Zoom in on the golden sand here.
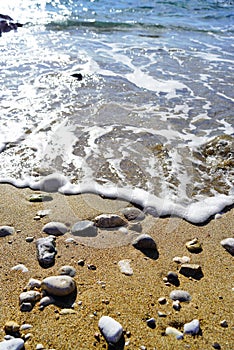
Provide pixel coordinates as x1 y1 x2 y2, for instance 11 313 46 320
0 184 233 349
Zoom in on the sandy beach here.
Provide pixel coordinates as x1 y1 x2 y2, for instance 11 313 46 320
0 183 233 350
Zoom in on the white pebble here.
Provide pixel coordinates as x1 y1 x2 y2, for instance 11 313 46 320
0 338 24 349
41 275 76 296
11 264 28 273
27 278 41 289
165 326 183 340
184 319 200 335
173 256 190 264
98 316 123 344
118 260 133 276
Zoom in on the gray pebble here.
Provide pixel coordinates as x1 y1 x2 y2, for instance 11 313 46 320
20 302 33 312
167 271 179 286
41 275 76 296
170 290 191 302
94 214 127 228
0 338 24 350
27 278 41 289
98 316 123 344
42 222 68 236
132 234 157 250
29 194 53 202
146 318 156 329
158 297 167 305
39 296 55 309
0 226 14 237
121 207 145 221
220 238 234 255
25 236 34 243
184 319 200 335
71 221 97 237
36 236 57 268
58 265 76 277
19 291 41 304
20 324 33 331
179 264 203 279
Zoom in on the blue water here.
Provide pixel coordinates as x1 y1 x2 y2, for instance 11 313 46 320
0 0 233 223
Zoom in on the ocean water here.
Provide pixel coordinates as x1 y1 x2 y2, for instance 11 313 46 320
0 0 233 223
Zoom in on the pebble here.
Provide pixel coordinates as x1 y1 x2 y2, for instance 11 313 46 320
132 234 157 250
128 222 142 233
87 264 96 270
64 237 76 244
29 194 53 202
27 278 41 289
36 236 57 268
220 238 234 255
41 275 76 296
212 342 221 349
39 296 55 308
173 256 190 264
38 173 68 192
11 264 28 273
42 222 68 236
172 300 181 311
167 271 179 286
121 207 145 221
20 324 33 331
25 236 34 243
94 214 127 228
118 259 133 276
0 226 14 237
146 318 156 329
77 259 85 266
220 319 228 328
19 291 41 304
186 237 202 253
179 264 203 279
169 290 192 302
0 338 24 350
184 319 200 335
98 316 123 344
4 321 20 334
158 297 167 305
58 265 76 277
71 221 97 237
20 302 33 312
36 344 45 350
37 209 51 217
157 311 167 317
59 309 76 315
165 326 183 340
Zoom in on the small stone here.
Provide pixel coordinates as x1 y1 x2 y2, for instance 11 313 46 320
146 318 156 329
0 338 24 349
179 264 203 279
39 296 55 309
20 324 33 331
158 297 167 305
36 236 57 268
98 316 123 344
11 264 28 273
58 265 76 277
139 346 147 350
34 216 41 221
37 209 51 217
132 234 157 250
128 222 142 233
118 259 133 276
20 302 33 312
19 291 41 304
220 238 234 255
212 342 221 349
77 259 85 266
167 271 179 286
42 222 68 236
65 237 76 244
165 326 183 340
71 220 97 237
184 319 200 335
25 236 34 243
220 319 228 328
169 290 191 302
4 321 20 334
172 300 181 311
41 275 76 296
215 213 222 220
94 214 127 228
87 264 96 270
121 207 145 221
38 174 68 192
173 256 190 264
0 226 14 237
36 344 45 350
59 309 76 315
27 278 41 289
157 311 167 317
186 237 202 253
29 194 53 202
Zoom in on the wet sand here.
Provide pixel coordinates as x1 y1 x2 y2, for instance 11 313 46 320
0 184 233 349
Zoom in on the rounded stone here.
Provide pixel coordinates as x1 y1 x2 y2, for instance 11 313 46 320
165 326 183 340
186 238 202 253
167 271 179 284
121 207 145 221
98 316 123 344
0 338 25 349
20 302 33 312
94 214 127 228
41 275 76 296
184 319 200 335
132 234 157 250
42 222 68 236
19 291 41 304
0 226 14 237
4 321 20 334
71 221 97 237
169 290 191 302
58 265 76 277
146 318 156 329
220 238 234 255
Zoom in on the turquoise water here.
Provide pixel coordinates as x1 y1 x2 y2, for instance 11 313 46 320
0 0 233 223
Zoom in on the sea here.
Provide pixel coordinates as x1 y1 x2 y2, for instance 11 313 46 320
0 0 233 224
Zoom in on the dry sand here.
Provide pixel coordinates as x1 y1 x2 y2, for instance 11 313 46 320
0 184 233 349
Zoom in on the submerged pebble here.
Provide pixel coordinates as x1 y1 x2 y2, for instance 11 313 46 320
118 260 133 276
0 226 14 237
42 222 68 236
94 214 127 228
41 275 76 296
170 290 191 302
71 221 97 237
184 319 200 335
121 207 145 221
29 194 52 202
220 238 234 255
98 316 123 344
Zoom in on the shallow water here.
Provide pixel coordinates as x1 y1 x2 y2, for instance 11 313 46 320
0 0 233 223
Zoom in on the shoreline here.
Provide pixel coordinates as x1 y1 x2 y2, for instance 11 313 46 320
0 183 233 349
